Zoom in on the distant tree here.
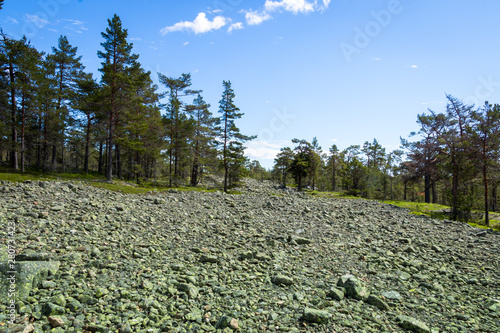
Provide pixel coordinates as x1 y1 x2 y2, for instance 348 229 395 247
289 139 313 191
441 95 477 220
274 147 294 188
339 145 366 194
215 80 255 192
402 112 446 203
327 144 340 191
362 138 385 170
247 160 268 181
309 137 322 190
98 14 138 181
469 102 500 226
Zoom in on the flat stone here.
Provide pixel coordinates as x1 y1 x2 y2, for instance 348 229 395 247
398 315 431 333
303 307 330 324
271 274 294 286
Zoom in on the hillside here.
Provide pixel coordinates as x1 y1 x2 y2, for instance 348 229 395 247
1 179 499 332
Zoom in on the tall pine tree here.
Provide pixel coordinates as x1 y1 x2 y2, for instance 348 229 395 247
98 14 138 180
215 80 255 192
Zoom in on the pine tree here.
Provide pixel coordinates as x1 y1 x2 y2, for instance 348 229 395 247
48 35 84 171
469 102 500 226
98 14 138 180
72 73 100 173
121 65 161 181
215 80 255 192
289 139 312 191
274 147 294 188
327 144 340 191
185 93 216 186
16 39 43 172
158 73 199 186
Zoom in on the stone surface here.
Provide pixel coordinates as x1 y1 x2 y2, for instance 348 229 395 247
0 178 498 332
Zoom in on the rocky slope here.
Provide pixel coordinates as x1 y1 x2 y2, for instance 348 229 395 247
0 179 499 333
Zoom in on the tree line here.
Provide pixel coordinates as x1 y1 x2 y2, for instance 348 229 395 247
0 14 255 191
271 95 500 226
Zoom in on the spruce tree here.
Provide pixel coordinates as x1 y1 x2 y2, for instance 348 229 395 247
215 80 255 192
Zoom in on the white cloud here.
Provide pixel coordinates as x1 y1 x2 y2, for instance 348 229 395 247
373 57 382 61
245 141 284 160
129 37 142 41
7 17 19 24
160 12 230 35
245 10 272 25
60 19 88 33
183 41 190 46
244 0 330 26
25 14 49 28
264 0 315 14
228 22 244 33
411 65 418 68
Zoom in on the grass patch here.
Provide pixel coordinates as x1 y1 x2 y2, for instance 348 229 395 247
305 190 360 199
0 170 223 195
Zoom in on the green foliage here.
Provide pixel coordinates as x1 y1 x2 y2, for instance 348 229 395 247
215 80 255 192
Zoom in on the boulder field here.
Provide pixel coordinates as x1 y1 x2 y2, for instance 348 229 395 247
0 179 499 332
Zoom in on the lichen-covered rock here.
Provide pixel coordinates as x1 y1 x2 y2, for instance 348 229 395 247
398 315 431 333
302 307 330 324
271 274 294 286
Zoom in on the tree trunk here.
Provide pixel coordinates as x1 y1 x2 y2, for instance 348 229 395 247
424 173 431 203
116 143 122 179
20 91 25 173
483 161 489 226
106 108 114 181
492 182 498 212
98 140 103 174
61 139 65 173
9 61 18 170
331 166 336 191
52 145 57 170
403 181 407 201
84 116 90 174
452 171 459 221
431 179 437 204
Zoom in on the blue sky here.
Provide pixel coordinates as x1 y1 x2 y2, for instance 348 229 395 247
2 0 500 168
